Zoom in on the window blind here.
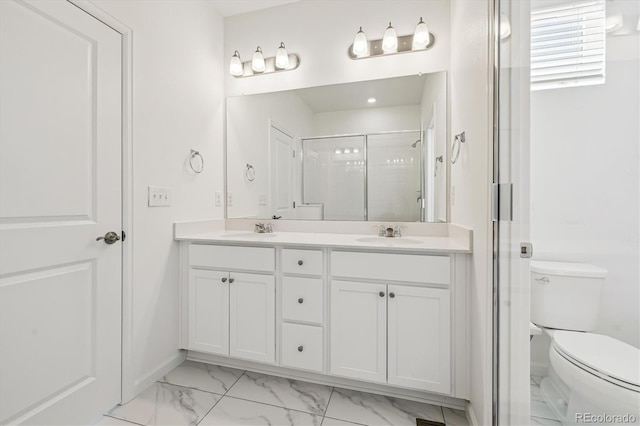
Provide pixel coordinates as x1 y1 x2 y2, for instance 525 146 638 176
531 0 606 91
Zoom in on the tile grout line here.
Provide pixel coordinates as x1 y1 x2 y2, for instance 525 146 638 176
322 387 335 417
440 405 446 425
218 394 329 418
195 370 247 426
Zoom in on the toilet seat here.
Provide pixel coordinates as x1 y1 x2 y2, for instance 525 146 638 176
552 330 640 392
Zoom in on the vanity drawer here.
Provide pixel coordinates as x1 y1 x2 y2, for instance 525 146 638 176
281 323 323 372
282 249 323 276
189 244 275 272
282 277 323 324
331 251 450 285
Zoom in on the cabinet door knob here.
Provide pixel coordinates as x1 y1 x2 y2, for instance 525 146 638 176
229 278 235 284
379 291 385 297
221 277 228 283
298 298 304 304
297 345 304 352
389 292 395 298
297 260 304 266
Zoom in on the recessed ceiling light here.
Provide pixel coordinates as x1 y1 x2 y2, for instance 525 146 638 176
367 97 376 103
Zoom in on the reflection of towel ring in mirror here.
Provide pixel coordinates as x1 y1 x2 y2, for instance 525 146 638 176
451 131 466 164
245 163 255 182
189 149 204 173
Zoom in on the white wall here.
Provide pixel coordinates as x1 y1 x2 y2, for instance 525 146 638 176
530 30 640 354
224 1 451 96
226 91 314 218
313 105 421 136
420 71 448 222
449 1 493 424
91 0 225 397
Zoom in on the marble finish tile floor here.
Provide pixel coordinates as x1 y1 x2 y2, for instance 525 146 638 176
104 361 469 426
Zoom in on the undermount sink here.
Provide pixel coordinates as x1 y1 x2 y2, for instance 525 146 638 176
355 236 422 245
222 232 277 238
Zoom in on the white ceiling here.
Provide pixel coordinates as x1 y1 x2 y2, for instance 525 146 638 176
209 0 300 17
295 75 429 113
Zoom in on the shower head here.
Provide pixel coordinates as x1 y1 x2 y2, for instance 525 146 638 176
411 140 421 148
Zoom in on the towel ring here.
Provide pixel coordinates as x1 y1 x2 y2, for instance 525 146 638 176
245 163 255 182
189 149 204 174
451 131 466 164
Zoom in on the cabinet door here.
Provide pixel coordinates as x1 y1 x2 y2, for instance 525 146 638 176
330 280 387 383
387 285 450 393
229 273 275 363
188 269 229 355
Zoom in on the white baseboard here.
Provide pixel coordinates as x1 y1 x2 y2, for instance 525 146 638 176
530 362 548 378
127 351 187 402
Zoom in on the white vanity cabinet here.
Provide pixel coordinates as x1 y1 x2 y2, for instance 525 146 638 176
179 235 469 402
279 248 325 373
329 251 452 394
185 244 276 364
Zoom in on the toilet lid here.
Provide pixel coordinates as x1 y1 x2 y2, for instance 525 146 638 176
553 331 640 388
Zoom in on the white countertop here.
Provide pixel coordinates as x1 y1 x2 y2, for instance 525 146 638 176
175 230 472 254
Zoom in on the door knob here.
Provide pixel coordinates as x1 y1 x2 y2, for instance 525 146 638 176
96 231 120 244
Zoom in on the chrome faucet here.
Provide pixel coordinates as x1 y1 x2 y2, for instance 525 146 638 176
254 223 273 233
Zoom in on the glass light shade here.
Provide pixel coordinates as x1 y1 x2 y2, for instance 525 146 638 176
352 27 368 57
275 42 289 69
382 22 398 53
412 17 430 49
229 51 243 76
252 46 265 73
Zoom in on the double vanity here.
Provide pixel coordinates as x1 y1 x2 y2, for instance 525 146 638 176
175 221 472 407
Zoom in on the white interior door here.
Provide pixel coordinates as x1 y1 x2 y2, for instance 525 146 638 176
269 125 294 219
0 1 122 424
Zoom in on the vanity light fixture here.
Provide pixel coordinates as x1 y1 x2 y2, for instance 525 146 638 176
382 22 398 53
344 148 351 154
334 148 342 154
348 18 435 60
230 44 300 78
353 148 360 153
230 51 243 76
412 17 430 49
352 27 369 57
275 42 289 69
252 46 266 73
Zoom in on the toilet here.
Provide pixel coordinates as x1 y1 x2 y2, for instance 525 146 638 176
530 261 640 425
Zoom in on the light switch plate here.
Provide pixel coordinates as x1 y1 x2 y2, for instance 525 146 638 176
227 192 233 206
215 192 222 207
257 193 267 206
148 186 170 207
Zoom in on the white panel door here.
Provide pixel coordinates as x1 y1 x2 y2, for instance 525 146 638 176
0 1 122 424
269 126 294 219
387 285 451 393
229 273 275 364
188 269 230 355
330 280 387 383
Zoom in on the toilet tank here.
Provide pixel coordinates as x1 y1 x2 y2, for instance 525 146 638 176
530 261 607 332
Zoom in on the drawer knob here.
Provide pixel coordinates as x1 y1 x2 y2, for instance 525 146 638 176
379 291 385 297
389 292 395 298
298 260 304 266
229 278 235 284
221 277 228 283
297 345 304 352
298 298 304 304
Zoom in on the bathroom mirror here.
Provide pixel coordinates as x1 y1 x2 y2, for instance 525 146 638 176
226 72 448 222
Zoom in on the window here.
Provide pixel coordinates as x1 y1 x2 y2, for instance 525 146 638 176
531 0 606 91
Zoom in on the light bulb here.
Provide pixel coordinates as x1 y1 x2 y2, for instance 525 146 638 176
382 22 398 53
352 27 368 57
275 42 289 69
252 46 265 73
412 17 430 50
367 97 376 103
229 50 243 76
